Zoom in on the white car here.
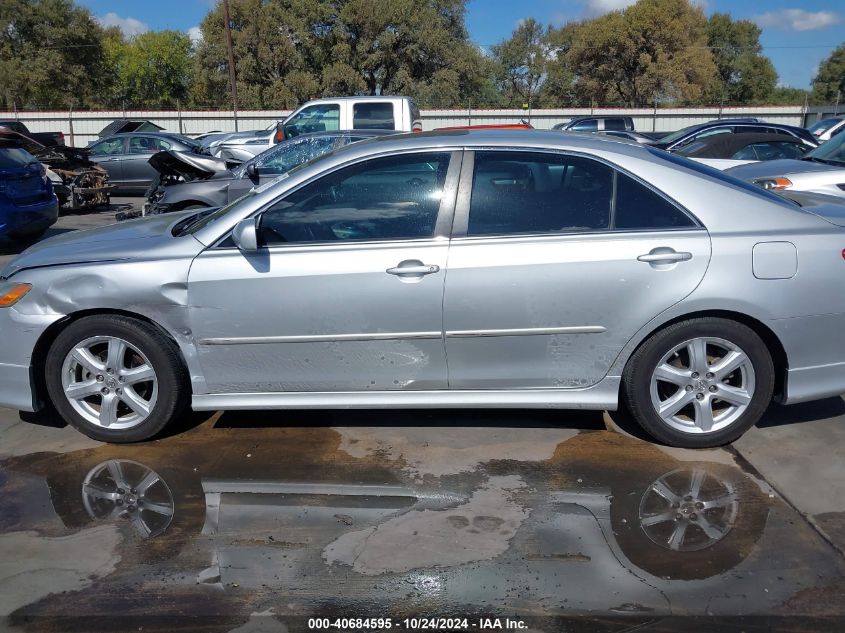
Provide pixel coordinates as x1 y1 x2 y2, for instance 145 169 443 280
726 130 845 197
208 96 422 161
807 116 845 143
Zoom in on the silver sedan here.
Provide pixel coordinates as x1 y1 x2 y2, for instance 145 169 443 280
2 130 845 448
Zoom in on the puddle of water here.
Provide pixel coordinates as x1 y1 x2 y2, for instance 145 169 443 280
2 417 844 629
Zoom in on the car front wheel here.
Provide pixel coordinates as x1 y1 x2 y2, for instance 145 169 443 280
45 315 189 443
623 317 774 448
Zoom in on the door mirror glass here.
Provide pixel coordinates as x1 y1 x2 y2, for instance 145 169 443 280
232 217 259 251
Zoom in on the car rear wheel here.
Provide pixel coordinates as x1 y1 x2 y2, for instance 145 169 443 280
45 315 189 443
623 317 774 448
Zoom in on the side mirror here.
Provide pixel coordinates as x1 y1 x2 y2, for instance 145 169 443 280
245 162 259 179
231 217 259 252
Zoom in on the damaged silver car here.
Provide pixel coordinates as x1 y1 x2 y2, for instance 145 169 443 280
2 130 845 448
143 130 394 215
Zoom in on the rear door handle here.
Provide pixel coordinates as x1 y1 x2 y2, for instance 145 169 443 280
637 249 692 263
386 260 440 276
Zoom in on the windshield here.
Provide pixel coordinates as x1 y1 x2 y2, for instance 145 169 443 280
238 134 340 177
808 118 843 136
805 131 845 166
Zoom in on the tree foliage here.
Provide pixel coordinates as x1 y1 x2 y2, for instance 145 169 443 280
557 0 718 106
812 44 845 104
0 0 111 108
705 13 776 104
191 0 493 109
107 30 193 107
491 18 548 107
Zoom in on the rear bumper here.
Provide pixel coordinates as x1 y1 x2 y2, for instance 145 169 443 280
0 196 59 238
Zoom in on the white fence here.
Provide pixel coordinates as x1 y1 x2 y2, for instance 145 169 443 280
0 105 830 147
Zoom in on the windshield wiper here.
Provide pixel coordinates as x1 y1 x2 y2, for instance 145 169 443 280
172 208 215 236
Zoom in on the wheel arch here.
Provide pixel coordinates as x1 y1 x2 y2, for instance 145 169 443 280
31 308 190 411
620 309 788 401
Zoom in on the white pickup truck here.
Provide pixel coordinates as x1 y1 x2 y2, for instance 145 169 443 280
205 96 422 161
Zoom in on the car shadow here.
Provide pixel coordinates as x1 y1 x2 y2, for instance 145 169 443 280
757 397 845 428
0 228 75 255
214 408 608 431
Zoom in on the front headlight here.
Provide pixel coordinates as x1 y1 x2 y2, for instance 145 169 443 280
755 177 793 191
0 282 32 307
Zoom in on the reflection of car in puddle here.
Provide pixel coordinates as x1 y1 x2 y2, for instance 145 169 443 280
1 429 794 615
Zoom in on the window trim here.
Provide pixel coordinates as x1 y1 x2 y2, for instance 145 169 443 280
212 149 463 250
450 147 701 239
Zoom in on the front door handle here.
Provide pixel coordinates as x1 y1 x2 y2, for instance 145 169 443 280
386 260 440 276
637 248 692 264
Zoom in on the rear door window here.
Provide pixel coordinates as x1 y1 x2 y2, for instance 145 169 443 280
604 118 627 131
465 151 695 237
352 102 396 130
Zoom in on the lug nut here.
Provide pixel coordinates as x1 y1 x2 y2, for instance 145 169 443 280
706 372 714 379
675 513 683 520
696 393 704 400
137 500 144 507
117 488 125 494
695 502 704 509
684 495 693 501
709 385 717 392
107 368 113 375
685 385 693 392
131 488 137 494
127 505 136 512
116 388 123 395
101 387 109 395
116 499 123 506
690 513 697 521
118 376 125 383
691 372 699 379
96 375 104 382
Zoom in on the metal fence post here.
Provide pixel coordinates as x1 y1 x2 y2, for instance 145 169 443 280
68 105 75 147
177 99 184 135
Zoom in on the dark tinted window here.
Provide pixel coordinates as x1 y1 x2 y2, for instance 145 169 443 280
604 118 627 131
733 141 807 161
259 152 449 245
614 172 695 230
569 119 598 131
353 102 395 130
129 136 171 153
467 152 613 236
0 147 35 168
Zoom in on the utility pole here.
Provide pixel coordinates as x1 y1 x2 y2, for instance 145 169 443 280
222 0 239 132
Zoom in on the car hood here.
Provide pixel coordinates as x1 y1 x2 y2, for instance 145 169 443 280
726 158 840 180
207 129 266 149
781 190 845 227
0 211 202 279
148 150 229 181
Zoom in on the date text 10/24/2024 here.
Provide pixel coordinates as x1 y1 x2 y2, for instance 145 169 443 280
308 618 528 630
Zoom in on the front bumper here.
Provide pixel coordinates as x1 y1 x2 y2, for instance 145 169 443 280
0 307 64 412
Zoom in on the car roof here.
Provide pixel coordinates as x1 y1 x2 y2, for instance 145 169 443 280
342 128 654 160
677 132 805 158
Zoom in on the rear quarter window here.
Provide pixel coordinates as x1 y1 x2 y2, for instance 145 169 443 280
0 147 36 168
353 102 396 130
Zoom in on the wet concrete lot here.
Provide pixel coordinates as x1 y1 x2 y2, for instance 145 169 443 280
2 404 845 632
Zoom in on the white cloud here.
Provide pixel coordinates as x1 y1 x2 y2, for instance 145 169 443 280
584 0 637 17
98 12 149 38
187 26 203 44
754 8 841 31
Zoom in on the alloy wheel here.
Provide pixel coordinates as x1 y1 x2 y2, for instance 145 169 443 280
649 336 755 435
61 335 158 430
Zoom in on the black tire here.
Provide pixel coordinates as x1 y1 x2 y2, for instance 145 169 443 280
44 315 189 443
622 317 774 448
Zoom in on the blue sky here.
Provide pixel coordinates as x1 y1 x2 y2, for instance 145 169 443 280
77 0 844 90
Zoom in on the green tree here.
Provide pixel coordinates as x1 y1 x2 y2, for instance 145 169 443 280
0 0 111 109
771 85 809 105
705 13 776 105
491 18 548 108
108 30 193 107
561 0 717 106
191 0 491 109
812 44 845 104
